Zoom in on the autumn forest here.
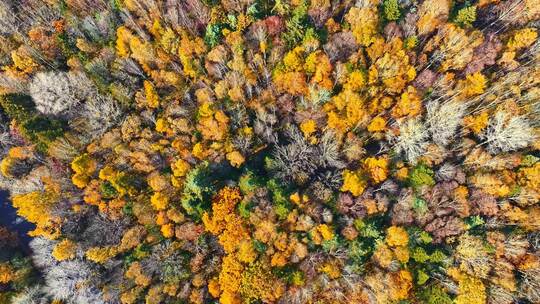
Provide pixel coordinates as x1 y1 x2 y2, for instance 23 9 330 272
0 0 539 303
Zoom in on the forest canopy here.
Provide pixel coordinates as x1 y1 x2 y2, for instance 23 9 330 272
0 0 540 303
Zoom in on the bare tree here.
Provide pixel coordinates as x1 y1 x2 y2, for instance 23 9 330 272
519 268 540 303
29 72 93 116
390 118 429 164
482 111 536 154
11 285 49 304
83 95 124 137
29 237 57 268
426 100 466 146
44 260 105 304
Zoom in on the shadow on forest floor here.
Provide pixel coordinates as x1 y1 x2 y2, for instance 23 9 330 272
0 191 34 250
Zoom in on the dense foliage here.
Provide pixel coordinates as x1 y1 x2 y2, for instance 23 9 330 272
1 0 539 303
